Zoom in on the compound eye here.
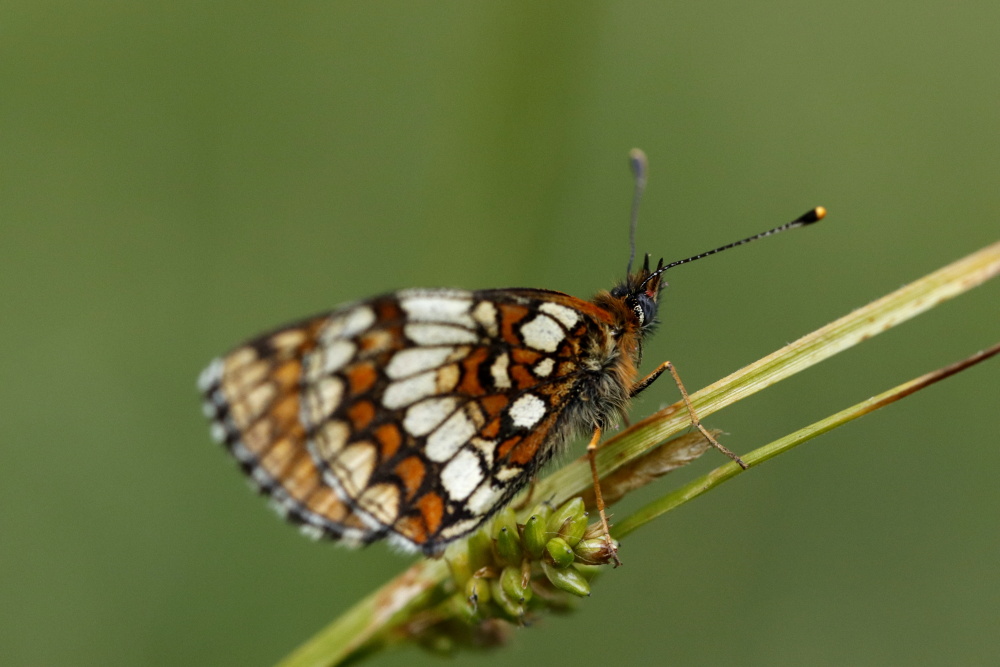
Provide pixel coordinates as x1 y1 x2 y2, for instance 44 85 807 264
633 303 645 325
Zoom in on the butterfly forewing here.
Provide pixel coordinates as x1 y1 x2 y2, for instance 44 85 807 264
201 288 617 554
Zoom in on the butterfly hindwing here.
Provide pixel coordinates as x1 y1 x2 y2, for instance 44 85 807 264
199 316 382 545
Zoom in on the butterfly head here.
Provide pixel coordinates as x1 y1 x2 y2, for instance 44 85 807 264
609 253 665 336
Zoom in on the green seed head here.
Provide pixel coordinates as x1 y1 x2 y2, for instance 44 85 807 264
546 498 586 541
529 501 553 524
500 565 531 603
559 509 589 547
541 561 591 597
572 536 620 565
544 536 576 568
495 525 523 565
489 576 526 620
466 528 494 573
522 514 548 558
464 576 491 609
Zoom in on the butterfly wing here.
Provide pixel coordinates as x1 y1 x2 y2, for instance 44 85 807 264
201 288 617 554
199 314 382 546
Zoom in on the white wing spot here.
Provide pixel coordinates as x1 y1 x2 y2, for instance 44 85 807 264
312 420 350 460
439 517 483 540
269 329 307 351
232 382 275 426
400 294 475 328
230 441 256 464
358 329 394 354
435 364 460 393
242 419 273 453
509 393 546 429
440 449 484 501
463 402 485 429
538 302 580 329
303 376 345 424
226 360 270 395
382 371 438 410
467 482 504 515
386 347 456 379
306 339 355 380
404 323 478 345
210 422 227 443
336 442 377 496
490 352 511 389
267 494 291 518
321 306 376 343
472 301 499 336
299 524 325 540
337 528 368 549
356 483 401 524
495 466 522 482
470 437 496 468
534 357 554 377
385 532 420 553
342 306 377 337
520 314 563 352
425 409 477 462
307 493 340 519
223 347 258 375
403 397 459 436
539 302 580 329
198 358 223 392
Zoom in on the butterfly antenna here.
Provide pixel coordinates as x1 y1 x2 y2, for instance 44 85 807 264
639 206 827 291
626 148 649 276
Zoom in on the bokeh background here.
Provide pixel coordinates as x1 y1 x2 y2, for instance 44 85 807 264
3 3 998 666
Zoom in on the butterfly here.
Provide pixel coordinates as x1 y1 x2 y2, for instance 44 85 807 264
199 149 825 557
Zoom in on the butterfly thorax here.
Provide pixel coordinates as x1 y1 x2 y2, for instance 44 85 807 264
570 291 641 428
575 262 663 428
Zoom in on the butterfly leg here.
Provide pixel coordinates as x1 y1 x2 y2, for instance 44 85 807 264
632 361 749 470
587 426 622 567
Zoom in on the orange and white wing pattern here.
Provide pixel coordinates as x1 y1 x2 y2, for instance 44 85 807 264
200 288 628 555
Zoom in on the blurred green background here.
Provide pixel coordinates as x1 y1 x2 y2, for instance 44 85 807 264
3 2 998 665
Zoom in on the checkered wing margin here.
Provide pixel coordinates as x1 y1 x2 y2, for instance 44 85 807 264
200 288 615 554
